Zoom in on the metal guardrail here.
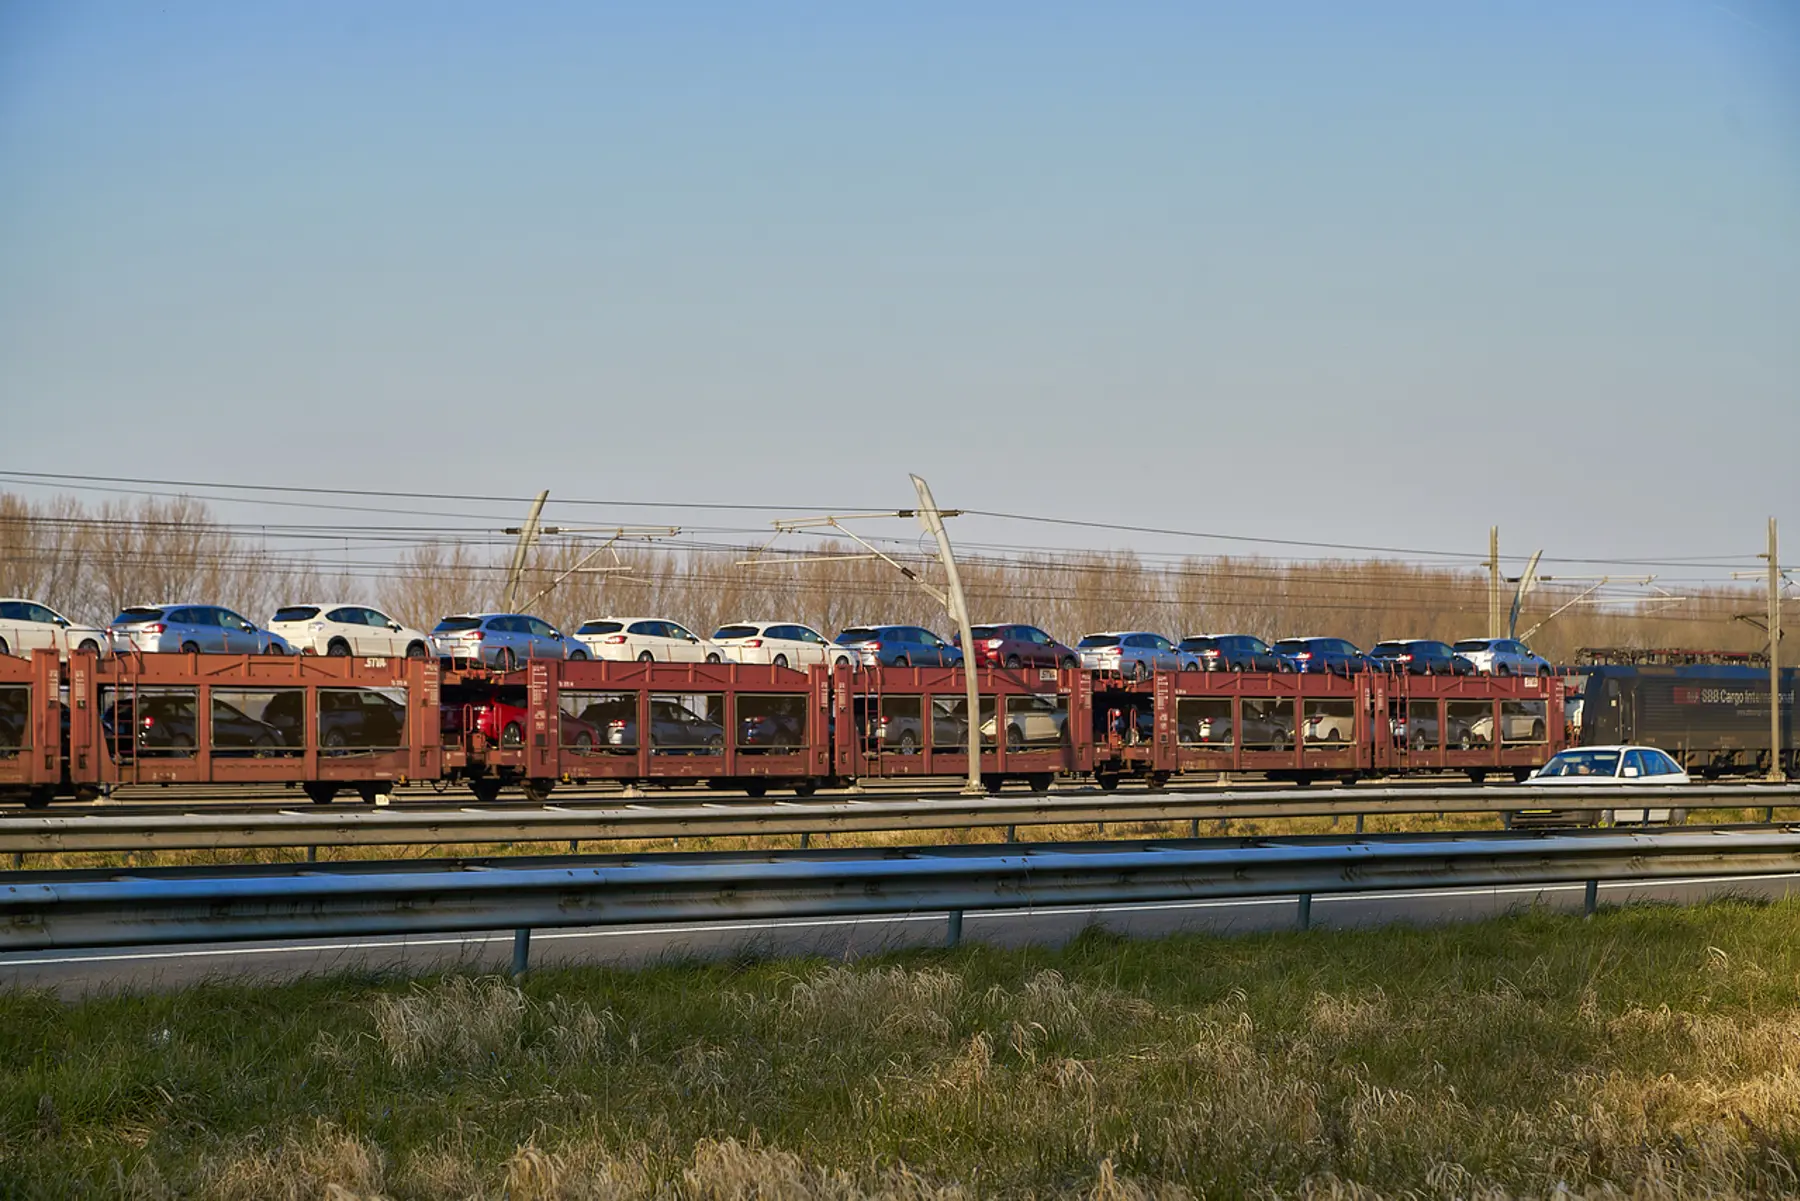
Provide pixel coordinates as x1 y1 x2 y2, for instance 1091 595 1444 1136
2 783 1795 855
4 829 1800 966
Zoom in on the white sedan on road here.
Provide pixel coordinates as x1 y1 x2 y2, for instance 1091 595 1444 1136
710 621 856 670
267 603 433 659
1529 745 1690 824
0 598 109 659
574 617 727 663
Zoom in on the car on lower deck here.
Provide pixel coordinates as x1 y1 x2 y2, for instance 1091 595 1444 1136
268 603 432 659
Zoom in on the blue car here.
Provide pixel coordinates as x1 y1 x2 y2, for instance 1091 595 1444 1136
1270 636 1368 677
834 624 964 668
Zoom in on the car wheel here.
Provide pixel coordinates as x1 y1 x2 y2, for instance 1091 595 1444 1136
1006 724 1024 750
707 733 724 752
0 637 9 656
181 641 200 654
567 648 588 661
1530 720 1545 740
500 722 523 749
1458 730 1473 751
327 640 351 657
894 656 910 668
1133 660 1151 681
264 641 286 656
898 730 917 755
573 731 593 754
1537 666 1551 678
773 653 789 668
1270 732 1288 752
705 652 722 664
1412 731 1428 752
406 641 428 660
833 655 851 668
77 639 101 655
323 729 347 750
496 648 517 671
637 651 655 663
1496 664 1512 677
1060 656 1077 670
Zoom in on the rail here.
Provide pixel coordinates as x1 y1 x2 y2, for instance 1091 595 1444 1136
5 829 1800 969
2 783 1795 856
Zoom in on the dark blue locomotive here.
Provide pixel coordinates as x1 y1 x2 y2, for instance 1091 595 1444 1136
1572 661 1797 776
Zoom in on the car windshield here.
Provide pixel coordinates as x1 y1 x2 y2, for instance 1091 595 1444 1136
1539 750 1622 778
1077 635 1120 648
271 606 320 622
1453 640 1493 653
836 628 879 643
577 620 624 636
435 617 483 632
112 607 165 623
1178 637 1217 651
1272 640 1309 653
1367 644 1406 658
713 625 759 639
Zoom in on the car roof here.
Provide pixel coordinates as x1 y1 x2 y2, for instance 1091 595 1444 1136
1085 630 1162 636
1552 744 1670 754
716 619 819 629
582 615 689 624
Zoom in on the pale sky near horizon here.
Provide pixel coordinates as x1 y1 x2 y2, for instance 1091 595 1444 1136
2 1 1796 580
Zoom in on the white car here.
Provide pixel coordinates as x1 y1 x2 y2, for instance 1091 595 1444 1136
1530 745 1690 824
268 603 433 659
574 616 726 663
1450 637 1552 677
0 598 109 659
710 621 856 669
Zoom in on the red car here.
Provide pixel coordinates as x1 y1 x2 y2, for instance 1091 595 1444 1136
955 623 1078 670
442 700 604 751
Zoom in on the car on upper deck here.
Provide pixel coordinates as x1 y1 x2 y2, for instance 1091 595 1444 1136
0 598 108 660
268 603 431 659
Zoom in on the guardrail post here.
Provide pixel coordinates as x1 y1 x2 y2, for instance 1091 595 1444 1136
1354 814 1364 834
306 845 317 863
568 839 579 854
1189 818 1200 838
799 832 811 849
10 852 21 870
1584 879 1598 918
512 927 532 977
1767 806 1776 824
1005 824 1016 843
946 909 963 948
1297 893 1312 931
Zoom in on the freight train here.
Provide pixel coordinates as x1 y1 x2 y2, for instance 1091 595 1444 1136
0 648 1786 806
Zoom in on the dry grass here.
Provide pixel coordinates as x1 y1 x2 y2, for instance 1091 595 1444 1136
7 899 1800 1197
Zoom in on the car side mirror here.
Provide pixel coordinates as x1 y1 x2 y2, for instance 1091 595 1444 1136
389 622 402 631
241 622 256 632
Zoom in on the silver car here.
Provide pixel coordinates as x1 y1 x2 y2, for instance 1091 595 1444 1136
1075 631 1194 678
107 603 293 655
430 612 584 669
1451 637 1552 677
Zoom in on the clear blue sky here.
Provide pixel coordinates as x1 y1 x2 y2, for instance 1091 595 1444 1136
2 1 1796 574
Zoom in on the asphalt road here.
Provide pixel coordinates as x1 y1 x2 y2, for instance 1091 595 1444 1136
5 872 1795 998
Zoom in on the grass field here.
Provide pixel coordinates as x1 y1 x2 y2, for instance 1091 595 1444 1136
6 897 1800 1199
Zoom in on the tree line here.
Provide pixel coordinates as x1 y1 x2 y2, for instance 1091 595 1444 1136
1 491 1778 665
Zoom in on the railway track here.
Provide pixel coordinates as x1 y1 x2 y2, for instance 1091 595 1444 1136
5 783 1795 856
